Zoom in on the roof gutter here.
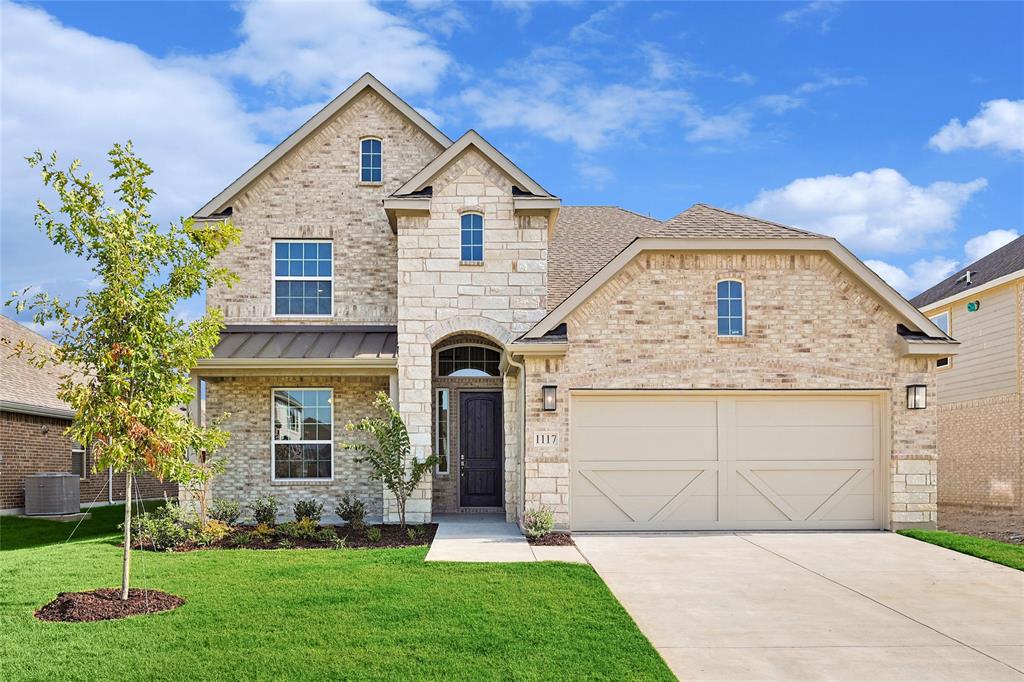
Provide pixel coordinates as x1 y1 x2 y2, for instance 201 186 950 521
194 357 397 376
899 338 961 357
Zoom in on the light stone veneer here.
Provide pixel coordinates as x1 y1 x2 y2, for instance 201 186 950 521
207 375 388 522
522 252 938 530
394 149 548 523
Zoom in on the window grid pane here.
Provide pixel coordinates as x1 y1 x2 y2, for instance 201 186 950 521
273 389 332 479
361 139 382 182
273 241 332 316
717 280 744 336
461 213 483 262
438 346 500 376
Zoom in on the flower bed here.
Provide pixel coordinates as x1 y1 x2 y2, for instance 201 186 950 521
132 522 437 552
526 532 574 547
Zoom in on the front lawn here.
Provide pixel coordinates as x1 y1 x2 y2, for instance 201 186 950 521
1 501 163 551
899 529 1024 571
3 534 672 680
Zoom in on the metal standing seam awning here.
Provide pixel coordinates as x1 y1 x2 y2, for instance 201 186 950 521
194 325 398 375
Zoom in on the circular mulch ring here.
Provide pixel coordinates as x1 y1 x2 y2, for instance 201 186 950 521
35 588 185 623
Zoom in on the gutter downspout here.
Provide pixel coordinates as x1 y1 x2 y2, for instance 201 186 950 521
505 353 527 527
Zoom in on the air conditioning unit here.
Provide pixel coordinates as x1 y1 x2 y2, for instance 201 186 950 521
24 473 81 515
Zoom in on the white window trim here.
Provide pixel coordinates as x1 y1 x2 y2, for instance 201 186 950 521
716 278 746 338
359 136 383 185
270 387 335 482
460 212 485 264
929 310 952 369
435 388 450 475
435 343 502 377
271 239 334 318
71 443 87 479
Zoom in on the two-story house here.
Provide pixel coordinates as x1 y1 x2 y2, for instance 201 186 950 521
191 74 957 531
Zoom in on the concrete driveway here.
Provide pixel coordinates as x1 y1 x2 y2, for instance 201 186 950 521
575 532 1024 681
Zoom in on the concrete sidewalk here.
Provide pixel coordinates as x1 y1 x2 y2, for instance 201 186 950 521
425 514 586 563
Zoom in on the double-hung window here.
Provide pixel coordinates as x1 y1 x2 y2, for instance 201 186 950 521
71 442 87 478
360 138 382 183
272 388 333 480
717 279 745 336
273 240 332 316
461 213 484 262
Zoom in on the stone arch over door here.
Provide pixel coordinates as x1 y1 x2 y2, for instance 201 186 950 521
424 315 515 349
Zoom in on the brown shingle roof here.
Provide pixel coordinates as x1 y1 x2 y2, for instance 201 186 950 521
548 206 661 310
657 204 823 239
0 315 71 415
911 235 1024 308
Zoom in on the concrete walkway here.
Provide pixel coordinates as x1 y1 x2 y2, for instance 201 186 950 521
575 531 1024 681
425 514 586 563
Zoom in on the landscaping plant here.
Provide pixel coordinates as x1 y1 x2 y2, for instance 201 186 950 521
249 496 278 526
293 499 324 524
335 496 367 530
210 499 242 526
366 527 382 543
343 391 436 529
522 507 555 538
7 143 238 599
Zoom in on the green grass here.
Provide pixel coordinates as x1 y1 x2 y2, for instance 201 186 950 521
899 529 1024 571
1 501 163 551
2 534 671 680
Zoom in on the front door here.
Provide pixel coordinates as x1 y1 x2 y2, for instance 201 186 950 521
460 391 503 507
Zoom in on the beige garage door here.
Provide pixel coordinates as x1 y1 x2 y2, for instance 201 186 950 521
570 393 882 531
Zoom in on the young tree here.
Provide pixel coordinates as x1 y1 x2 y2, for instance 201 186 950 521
343 391 437 529
8 143 238 600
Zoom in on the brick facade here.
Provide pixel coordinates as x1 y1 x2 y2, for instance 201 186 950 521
0 410 177 512
521 252 938 529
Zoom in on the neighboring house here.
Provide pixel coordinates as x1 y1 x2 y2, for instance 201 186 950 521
912 236 1024 513
0 315 177 513
191 74 956 531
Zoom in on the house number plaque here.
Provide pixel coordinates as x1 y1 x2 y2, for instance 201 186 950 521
534 432 559 447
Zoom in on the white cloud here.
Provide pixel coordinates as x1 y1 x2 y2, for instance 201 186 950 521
794 74 865 94
568 3 623 43
779 1 843 32
494 0 535 28
964 228 1020 262
742 168 987 253
575 161 615 189
684 111 753 142
214 0 450 98
865 257 959 297
929 99 1024 154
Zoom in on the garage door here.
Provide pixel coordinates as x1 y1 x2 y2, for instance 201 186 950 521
570 393 882 531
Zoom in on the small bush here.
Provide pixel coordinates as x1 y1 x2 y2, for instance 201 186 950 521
210 499 242 525
330 536 346 550
278 539 294 549
229 531 255 547
293 498 324 524
253 523 275 540
278 518 336 543
249 495 278 526
406 527 417 541
128 507 188 551
335 496 366 530
192 519 231 546
522 507 555 538
366 526 382 543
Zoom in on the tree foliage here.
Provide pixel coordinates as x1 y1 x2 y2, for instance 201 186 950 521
343 392 436 529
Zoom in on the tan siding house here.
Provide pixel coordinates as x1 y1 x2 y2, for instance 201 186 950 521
191 74 956 532
913 236 1024 513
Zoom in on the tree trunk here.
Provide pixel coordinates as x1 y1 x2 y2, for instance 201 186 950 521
397 495 406 530
120 471 133 601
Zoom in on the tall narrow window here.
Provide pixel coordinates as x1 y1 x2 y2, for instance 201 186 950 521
461 213 483 262
930 311 951 368
360 138 382 183
436 389 450 475
273 240 332 316
272 388 333 480
717 280 745 336
71 442 87 478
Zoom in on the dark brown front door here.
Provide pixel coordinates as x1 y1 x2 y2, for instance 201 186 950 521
460 391 502 508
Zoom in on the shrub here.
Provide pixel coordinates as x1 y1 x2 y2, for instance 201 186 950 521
210 499 242 525
278 518 336 543
335 496 366 530
366 526 382 543
192 519 231 546
293 498 324 524
128 507 188 551
278 539 294 549
229 531 255 547
252 523 275 540
249 495 278 526
330 536 346 550
522 507 555 538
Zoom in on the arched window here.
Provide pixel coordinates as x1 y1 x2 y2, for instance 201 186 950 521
360 138 382 183
717 279 744 336
460 213 484 262
438 345 500 377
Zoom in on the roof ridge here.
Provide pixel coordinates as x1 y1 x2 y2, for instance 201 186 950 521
562 205 660 222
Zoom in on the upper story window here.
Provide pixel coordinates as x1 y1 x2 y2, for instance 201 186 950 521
272 388 333 480
273 240 332 316
929 311 951 368
360 138 382 183
71 442 86 479
461 213 484 262
438 345 500 377
717 279 745 337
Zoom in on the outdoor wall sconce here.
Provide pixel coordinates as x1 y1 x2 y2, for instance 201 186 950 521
542 385 557 411
906 384 927 410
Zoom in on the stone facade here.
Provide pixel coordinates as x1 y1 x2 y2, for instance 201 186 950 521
521 252 938 529
207 90 444 326
206 374 388 522
0 410 177 512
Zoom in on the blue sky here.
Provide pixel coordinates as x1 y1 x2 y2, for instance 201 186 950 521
2 0 1022 332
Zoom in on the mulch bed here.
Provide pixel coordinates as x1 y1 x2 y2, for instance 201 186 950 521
35 588 184 623
527 532 574 546
342 523 438 549
133 523 438 552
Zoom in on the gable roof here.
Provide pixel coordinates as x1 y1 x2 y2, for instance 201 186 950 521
391 130 555 199
548 206 661 310
0 315 73 418
527 204 952 344
911 235 1024 309
194 73 452 218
